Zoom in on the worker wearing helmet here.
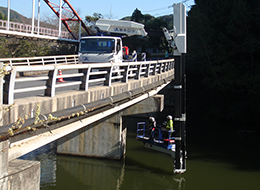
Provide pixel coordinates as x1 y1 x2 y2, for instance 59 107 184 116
148 116 156 129
162 115 174 138
148 116 156 139
166 115 173 131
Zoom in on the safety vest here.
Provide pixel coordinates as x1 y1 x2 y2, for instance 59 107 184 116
166 120 173 131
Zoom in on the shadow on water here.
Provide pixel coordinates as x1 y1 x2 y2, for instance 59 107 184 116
186 117 260 173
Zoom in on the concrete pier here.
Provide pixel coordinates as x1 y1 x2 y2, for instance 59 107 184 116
0 141 40 190
57 95 164 159
57 112 126 159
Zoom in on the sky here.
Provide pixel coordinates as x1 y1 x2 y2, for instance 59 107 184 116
1 0 195 20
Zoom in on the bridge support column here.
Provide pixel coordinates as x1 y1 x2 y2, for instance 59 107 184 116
0 140 9 190
0 140 41 190
57 113 126 160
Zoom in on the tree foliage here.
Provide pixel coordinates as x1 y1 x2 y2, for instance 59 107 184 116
0 37 76 58
131 9 144 23
85 13 103 26
187 0 260 129
0 37 52 58
0 12 7 20
128 9 171 53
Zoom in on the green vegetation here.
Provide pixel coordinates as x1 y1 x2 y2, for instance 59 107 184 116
187 0 260 130
0 12 7 20
85 12 103 26
121 9 172 56
0 37 77 58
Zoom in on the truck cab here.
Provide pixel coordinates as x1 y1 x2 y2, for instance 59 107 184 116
78 36 123 64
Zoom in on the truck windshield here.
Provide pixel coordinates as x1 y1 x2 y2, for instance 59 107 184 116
79 38 115 53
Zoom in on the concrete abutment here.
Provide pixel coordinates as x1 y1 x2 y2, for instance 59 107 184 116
0 141 40 190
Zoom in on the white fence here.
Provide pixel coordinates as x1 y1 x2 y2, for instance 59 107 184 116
0 19 70 39
1 55 174 105
0 54 78 66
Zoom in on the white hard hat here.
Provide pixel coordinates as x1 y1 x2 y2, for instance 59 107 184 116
167 115 172 120
149 116 155 122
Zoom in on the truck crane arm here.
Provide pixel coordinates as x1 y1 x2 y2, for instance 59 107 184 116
95 19 148 37
162 27 177 49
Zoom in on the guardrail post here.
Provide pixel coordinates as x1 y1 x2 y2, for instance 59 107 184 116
134 64 141 80
158 61 162 74
121 65 129 83
45 67 58 97
104 67 113 86
80 68 90 91
144 63 150 77
152 62 157 75
3 67 16 105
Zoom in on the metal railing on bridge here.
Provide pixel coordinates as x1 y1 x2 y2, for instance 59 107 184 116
1 55 174 105
0 54 78 66
0 19 70 39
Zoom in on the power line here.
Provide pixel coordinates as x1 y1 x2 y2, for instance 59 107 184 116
143 1 192 17
143 6 169 13
154 11 173 17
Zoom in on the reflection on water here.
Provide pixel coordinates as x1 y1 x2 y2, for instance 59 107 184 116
20 129 260 190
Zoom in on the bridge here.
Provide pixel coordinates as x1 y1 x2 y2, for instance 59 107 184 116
0 1 187 189
0 55 175 189
0 0 89 42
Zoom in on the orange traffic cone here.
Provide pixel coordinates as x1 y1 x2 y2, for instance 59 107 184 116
57 69 65 82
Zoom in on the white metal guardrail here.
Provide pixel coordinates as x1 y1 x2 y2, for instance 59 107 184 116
0 19 70 39
0 54 79 66
1 58 174 105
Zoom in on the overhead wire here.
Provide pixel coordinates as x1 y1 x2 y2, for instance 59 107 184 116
154 11 173 17
143 0 192 16
143 6 170 13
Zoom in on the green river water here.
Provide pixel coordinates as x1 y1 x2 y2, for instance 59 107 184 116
21 122 260 190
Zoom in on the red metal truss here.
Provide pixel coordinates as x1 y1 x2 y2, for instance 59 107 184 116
43 0 91 39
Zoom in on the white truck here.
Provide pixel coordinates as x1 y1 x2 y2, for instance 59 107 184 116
78 19 147 64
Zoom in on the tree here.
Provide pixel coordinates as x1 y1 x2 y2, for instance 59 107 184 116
131 8 144 23
187 0 260 129
145 17 169 52
0 37 52 58
85 12 103 26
